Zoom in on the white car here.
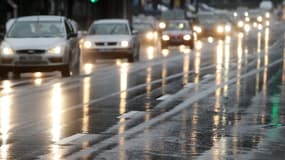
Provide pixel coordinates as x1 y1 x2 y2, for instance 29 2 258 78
0 16 80 77
81 19 140 62
259 0 273 11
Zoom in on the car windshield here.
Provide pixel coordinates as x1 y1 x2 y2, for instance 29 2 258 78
165 22 189 31
89 23 129 35
132 23 153 32
7 21 65 38
199 15 224 25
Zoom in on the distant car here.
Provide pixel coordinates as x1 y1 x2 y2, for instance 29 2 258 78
132 21 158 46
196 12 232 39
81 19 140 62
247 10 269 30
0 16 80 77
160 20 195 49
259 0 273 11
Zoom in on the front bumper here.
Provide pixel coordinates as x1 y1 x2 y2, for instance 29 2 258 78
0 64 66 73
82 48 133 59
0 54 66 72
198 28 227 38
161 39 193 46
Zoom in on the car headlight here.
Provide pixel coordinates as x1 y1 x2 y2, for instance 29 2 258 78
244 24 250 32
159 22 166 29
0 43 14 56
84 41 92 49
265 12 270 18
193 26 202 33
48 46 63 55
121 41 129 48
245 17 250 22
162 35 170 41
146 32 154 40
237 21 244 28
258 24 263 30
257 16 263 22
217 26 224 33
225 25 231 32
253 22 258 28
183 34 191 41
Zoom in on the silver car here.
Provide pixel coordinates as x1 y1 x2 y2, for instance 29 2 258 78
81 19 140 62
0 16 80 77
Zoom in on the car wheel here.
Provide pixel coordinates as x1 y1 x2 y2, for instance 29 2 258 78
190 41 195 49
0 71 8 78
161 42 168 49
135 45 140 61
13 72 21 79
72 53 80 76
61 64 71 77
128 55 135 63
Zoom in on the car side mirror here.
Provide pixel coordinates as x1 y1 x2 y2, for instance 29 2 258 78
77 30 88 37
132 30 139 35
68 32 78 39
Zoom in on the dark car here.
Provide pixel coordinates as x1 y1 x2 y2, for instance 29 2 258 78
132 21 158 46
195 12 232 39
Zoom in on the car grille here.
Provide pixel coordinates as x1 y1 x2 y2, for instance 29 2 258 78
16 50 46 54
170 35 183 40
95 42 118 46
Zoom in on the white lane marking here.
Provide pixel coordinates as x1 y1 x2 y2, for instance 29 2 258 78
184 83 195 88
156 94 173 101
117 111 143 119
56 133 86 145
203 74 215 80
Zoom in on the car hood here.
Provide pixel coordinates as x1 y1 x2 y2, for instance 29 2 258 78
84 35 132 42
4 38 66 50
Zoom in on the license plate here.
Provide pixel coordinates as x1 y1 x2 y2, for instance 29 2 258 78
98 48 113 52
19 55 42 61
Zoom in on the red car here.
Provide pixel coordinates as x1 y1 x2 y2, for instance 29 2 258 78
160 20 195 49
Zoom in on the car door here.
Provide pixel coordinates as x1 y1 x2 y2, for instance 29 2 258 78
64 20 79 67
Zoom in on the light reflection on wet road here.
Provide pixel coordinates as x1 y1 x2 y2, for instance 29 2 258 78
90 22 285 160
0 20 285 159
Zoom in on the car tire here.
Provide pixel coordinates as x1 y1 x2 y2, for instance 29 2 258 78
161 42 168 49
190 40 195 49
128 55 135 63
135 45 140 61
13 72 21 79
0 71 8 78
72 53 81 76
61 65 70 77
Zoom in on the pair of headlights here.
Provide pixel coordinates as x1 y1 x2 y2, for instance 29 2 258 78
217 25 231 33
0 43 63 56
162 34 191 41
193 26 202 33
83 40 129 49
146 31 158 40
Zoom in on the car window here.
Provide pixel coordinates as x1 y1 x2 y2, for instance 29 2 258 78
88 23 130 35
132 23 153 32
198 15 222 25
64 21 73 34
165 22 189 31
7 21 65 38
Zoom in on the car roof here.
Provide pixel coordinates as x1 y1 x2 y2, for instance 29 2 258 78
15 16 66 22
168 20 188 23
93 19 129 24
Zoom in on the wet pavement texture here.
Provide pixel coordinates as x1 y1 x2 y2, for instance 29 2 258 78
0 20 285 159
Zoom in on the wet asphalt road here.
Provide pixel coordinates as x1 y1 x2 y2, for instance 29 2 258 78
0 20 285 160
